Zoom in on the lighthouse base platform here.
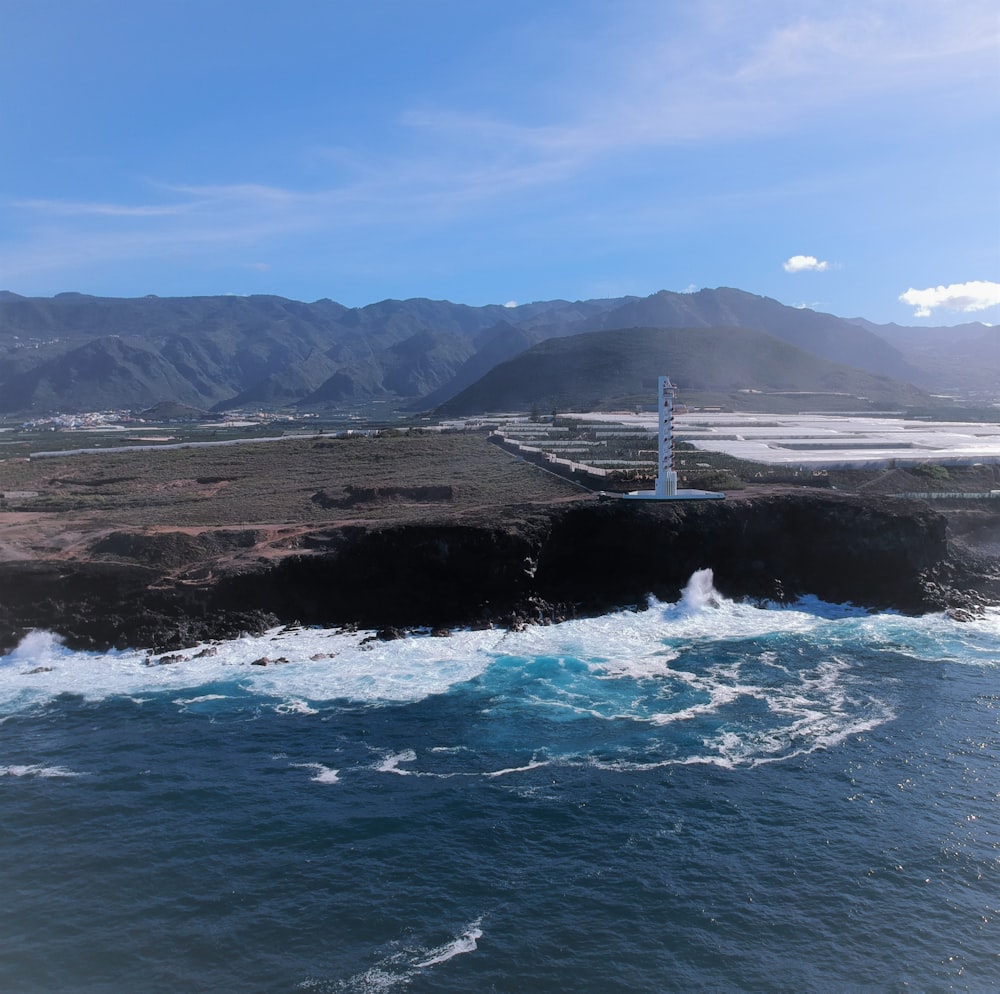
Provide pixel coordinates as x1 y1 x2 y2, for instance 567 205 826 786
621 488 726 501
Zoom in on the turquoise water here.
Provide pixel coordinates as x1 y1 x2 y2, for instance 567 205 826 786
1 572 998 992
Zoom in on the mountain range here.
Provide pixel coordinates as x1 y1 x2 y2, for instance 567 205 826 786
0 287 994 416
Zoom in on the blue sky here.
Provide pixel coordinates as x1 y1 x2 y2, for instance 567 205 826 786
2 0 997 324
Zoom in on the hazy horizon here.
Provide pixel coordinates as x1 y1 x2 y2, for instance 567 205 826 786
0 284 995 332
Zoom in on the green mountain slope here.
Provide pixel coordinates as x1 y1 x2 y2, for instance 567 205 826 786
573 288 925 384
435 326 931 415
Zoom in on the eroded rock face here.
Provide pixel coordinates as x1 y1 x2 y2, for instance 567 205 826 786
0 492 980 653
0 558 280 653
533 493 948 613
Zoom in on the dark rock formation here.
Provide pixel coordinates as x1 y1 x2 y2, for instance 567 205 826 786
0 491 993 654
0 559 280 653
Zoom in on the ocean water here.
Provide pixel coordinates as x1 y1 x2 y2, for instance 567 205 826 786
1 570 998 993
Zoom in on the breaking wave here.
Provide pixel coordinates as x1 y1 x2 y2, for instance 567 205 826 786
2 571 998 773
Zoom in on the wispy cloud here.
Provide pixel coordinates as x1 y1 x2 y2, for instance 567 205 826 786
12 198 193 218
783 255 831 273
2 1 995 292
317 0 1000 254
899 280 1000 318
402 1 997 165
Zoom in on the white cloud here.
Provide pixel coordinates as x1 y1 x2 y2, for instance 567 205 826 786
899 280 1000 318
783 255 830 273
503 300 517 308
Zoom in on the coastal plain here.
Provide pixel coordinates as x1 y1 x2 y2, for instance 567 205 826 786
0 431 581 648
1 427 998 653
0 430 581 532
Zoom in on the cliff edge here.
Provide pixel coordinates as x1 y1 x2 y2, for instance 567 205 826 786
2 490 992 653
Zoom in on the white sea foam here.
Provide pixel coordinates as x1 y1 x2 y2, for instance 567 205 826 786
2 571 997 771
369 747 551 782
292 762 340 784
414 918 483 968
301 965 402 993
173 694 229 706
4 629 67 667
483 758 549 778
679 567 722 610
274 698 319 716
376 749 417 775
589 648 680 680
647 680 744 726
0 763 84 778
302 918 485 992
0 625 504 714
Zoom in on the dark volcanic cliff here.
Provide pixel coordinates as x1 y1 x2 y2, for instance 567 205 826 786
1 491 984 654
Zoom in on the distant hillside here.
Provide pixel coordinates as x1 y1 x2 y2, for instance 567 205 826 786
850 317 1000 398
0 292 508 414
0 288 960 415
566 288 925 384
411 321 540 411
435 326 931 415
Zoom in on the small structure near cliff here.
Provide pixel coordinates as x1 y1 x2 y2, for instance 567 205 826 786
624 377 724 501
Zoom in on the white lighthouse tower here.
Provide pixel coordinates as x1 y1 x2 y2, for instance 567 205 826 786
655 376 678 497
623 376 725 501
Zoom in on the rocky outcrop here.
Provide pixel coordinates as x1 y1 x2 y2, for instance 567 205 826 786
0 491 992 653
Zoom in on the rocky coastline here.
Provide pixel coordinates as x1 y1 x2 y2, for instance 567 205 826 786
1 490 997 654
